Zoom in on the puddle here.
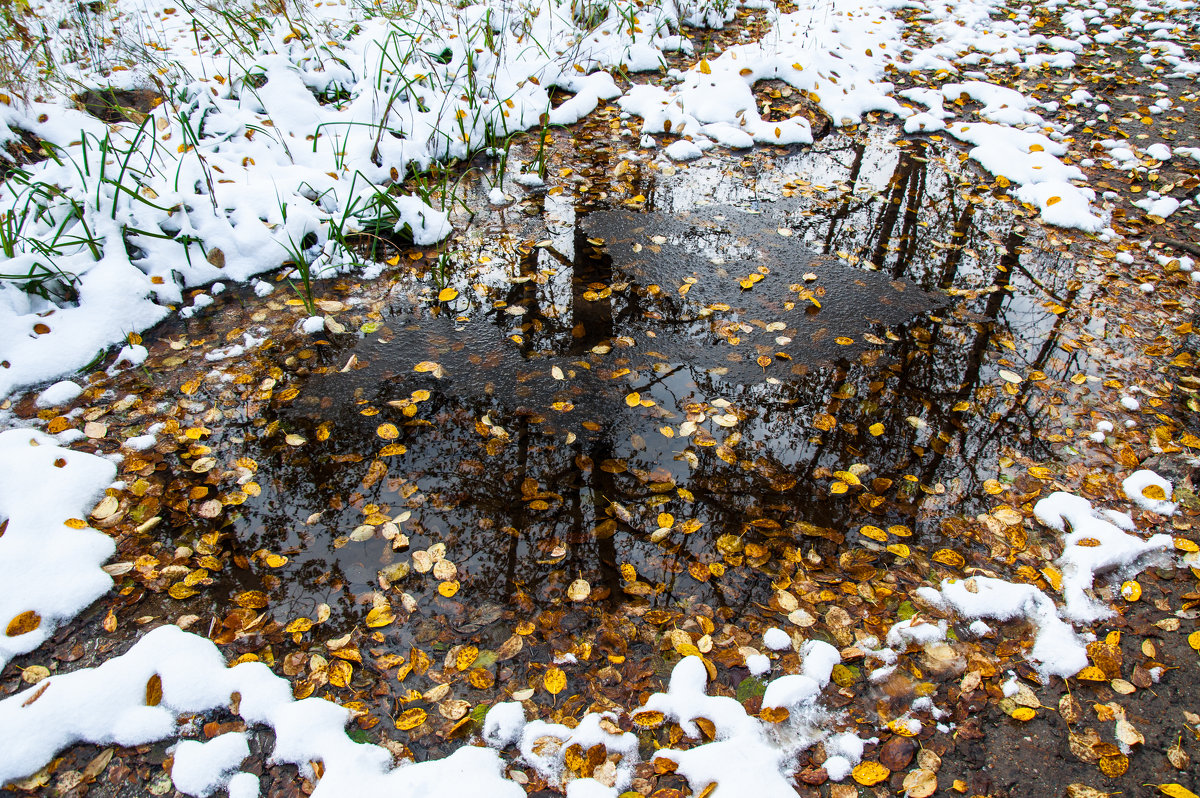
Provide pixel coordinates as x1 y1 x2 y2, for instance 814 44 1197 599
137 123 1114 752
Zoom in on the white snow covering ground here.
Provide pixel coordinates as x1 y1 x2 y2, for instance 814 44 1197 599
0 628 859 797
4 0 1188 396
0 428 117 671
917 479 1177 678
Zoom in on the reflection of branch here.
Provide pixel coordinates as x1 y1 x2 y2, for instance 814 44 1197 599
1008 257 1067 305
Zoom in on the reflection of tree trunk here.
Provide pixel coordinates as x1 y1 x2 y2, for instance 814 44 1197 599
868 146 919 271
584 435 622 607
504 416 532 597
821 142 866 255
910 231 1016 495
570 223 615 354
891 143 928 280
938 200 977 289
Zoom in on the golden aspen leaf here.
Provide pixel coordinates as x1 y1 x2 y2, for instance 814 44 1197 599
63 518 88 529
634 710 665 728
830 481 848 494
1187 630 1200 650
376 423 399 440
544 667 567 695
657 513 675 529
468 667 495 689
859 525 887 542
739 68 753 76
625 392 641 407
264 553 289 568
285 617 314 634
437 287 458 302
234 590 269 609
1046 196 1062 206
395 707 427 730
168 582 199 600
756 355 772 368
1011 707 1036 721
1159 785 1200 798
1098 753 1128 777
888 524 912 538
835 336 854 345
455 646 479 670
931 549 965 568
852 761 891 786
1120 581 1141 601
145 674 163 706
698 59 712 74
1142 484 1168 501
329 659 353 687
887 543 911 558
516 620 535 635
1076 666 1107 681
869 423 885 436
759 706 790 723
365 606 395 628
438 580 460 597
1175 537 1199 553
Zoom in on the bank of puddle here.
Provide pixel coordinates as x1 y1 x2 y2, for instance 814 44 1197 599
156 127 1106 755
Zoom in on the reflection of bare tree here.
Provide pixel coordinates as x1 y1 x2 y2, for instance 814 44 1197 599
221 132 1102 650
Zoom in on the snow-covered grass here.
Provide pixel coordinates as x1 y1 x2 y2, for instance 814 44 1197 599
4 0 1192 397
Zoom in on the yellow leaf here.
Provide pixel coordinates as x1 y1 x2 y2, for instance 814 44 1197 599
1142 483 1168 501
887 543 911 558
544 667 567 695
1012 707 1036 721
377 423 399 440
698 59 711 74
438 580 460 597
625 392 641 407
657 513 675 529
64 518 88 529
931 549 965 568
145 674 163 706
852 761 891 786
1188 630 1200 651
284 617 314 634
5 609 41 633
329 659 353 687
395 707 427 730
1120 581 1141 601
1160 785 1200 798
1046 196 1061 206
437 287 458 302
634 710 665 728
455 646 479 670
859 525 887 542
869 423 885 436
365 606 395 628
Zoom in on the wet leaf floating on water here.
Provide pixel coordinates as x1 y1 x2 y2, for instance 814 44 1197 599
364 606 394 628
544 667 566 696
567 579 591 601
